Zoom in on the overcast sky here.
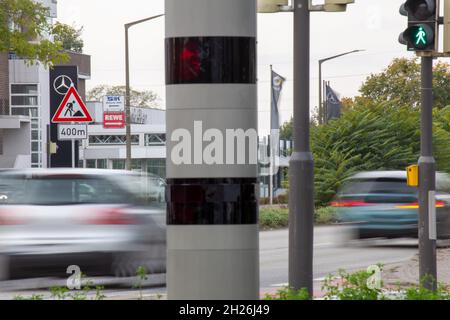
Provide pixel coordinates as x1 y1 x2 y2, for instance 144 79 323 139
56 0 446 134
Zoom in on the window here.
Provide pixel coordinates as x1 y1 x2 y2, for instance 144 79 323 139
11 84 38 95
146 159 166 179
86 160 96 168
145 134 166 146
89 135 139 145
112 160 126 170
10 84 38 106
32 142 41 152
0 175 134 205
97 159 107 169
10 84 42 168
11 107 38 117
11 96 38 106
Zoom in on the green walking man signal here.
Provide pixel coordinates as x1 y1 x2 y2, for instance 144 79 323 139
416 27 427 45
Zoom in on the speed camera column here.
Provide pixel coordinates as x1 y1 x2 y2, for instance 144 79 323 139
165 0 259 300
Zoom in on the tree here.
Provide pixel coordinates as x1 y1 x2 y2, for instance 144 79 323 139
87 85 160 108
0 0 68 66
52 22 84 53
280 117 293 140
360 58 450 109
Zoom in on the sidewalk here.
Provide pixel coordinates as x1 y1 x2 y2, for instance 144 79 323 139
383 247 450 287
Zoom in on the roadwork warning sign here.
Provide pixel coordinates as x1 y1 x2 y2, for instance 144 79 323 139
52 86 93 123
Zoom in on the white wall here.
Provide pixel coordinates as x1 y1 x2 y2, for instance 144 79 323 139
0 118 31 168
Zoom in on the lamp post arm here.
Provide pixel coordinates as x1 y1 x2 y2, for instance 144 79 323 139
125 14 165 29
319 49 364 64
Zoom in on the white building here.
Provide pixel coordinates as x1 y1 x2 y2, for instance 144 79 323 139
80 102 167 178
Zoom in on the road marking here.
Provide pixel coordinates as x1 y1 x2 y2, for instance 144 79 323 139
314 242 334 248
270 276 340 287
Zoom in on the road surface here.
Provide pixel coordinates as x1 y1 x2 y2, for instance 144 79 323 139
260 226 417 291
0 226 418 299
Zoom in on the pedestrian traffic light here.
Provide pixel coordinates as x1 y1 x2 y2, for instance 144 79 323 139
399 0 438 51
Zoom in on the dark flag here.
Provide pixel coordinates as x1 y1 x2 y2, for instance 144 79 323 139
326 84 342 122
271 69 286 131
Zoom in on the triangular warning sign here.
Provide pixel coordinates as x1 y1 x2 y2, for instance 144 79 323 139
52 86 93 123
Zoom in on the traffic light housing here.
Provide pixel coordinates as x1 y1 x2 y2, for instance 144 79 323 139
324 0 355 12
399 0 438 51
257 0 288 13
445 0 450 53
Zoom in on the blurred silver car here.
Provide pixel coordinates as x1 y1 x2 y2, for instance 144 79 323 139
0 169 166 281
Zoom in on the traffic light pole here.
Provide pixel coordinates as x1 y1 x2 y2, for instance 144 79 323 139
418 55 437 291
289 0 314 296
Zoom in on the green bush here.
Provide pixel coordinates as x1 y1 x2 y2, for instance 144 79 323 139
259 207 289 230
259 206 337 230
264 287 310 300
315 207 338 225
403 276 450 300
322 268 384 300
322 268 450 300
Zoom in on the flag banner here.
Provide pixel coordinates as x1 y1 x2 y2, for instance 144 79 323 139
271 70 286 131
326 84 342 121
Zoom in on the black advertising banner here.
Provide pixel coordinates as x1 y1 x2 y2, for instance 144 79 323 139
49 66 79 168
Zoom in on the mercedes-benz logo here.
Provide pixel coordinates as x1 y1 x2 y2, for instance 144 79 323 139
53 75 74 95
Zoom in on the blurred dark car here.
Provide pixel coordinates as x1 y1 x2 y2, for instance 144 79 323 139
332 171 450 239
0 169 166 281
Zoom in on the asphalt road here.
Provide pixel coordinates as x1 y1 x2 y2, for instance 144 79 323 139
0 226 418 299
260 226 417 291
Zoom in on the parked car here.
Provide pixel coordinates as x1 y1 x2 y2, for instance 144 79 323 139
0 169 166 281
332 171 450 239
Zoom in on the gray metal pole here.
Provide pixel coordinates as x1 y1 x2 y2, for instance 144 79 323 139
418 55 437 291
124 14 164 171
270 64 274 206
125 26 132 171
318 62 323 125
289 0 314 296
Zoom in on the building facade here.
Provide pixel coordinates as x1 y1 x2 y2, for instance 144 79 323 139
0 0 90 169
80 103 167 178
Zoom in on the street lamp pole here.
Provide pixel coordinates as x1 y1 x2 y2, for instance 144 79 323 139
318 49 364 125
289 0 314 295
125 14 164 171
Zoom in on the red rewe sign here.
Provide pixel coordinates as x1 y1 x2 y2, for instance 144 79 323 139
103 112 126 129
52 86 93 123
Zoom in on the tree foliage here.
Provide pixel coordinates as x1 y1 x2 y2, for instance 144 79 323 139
52 22 84 53
360 58 450 109
278 58 450 207
0 0 68 66
87 85 160 108
280 117 293 140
